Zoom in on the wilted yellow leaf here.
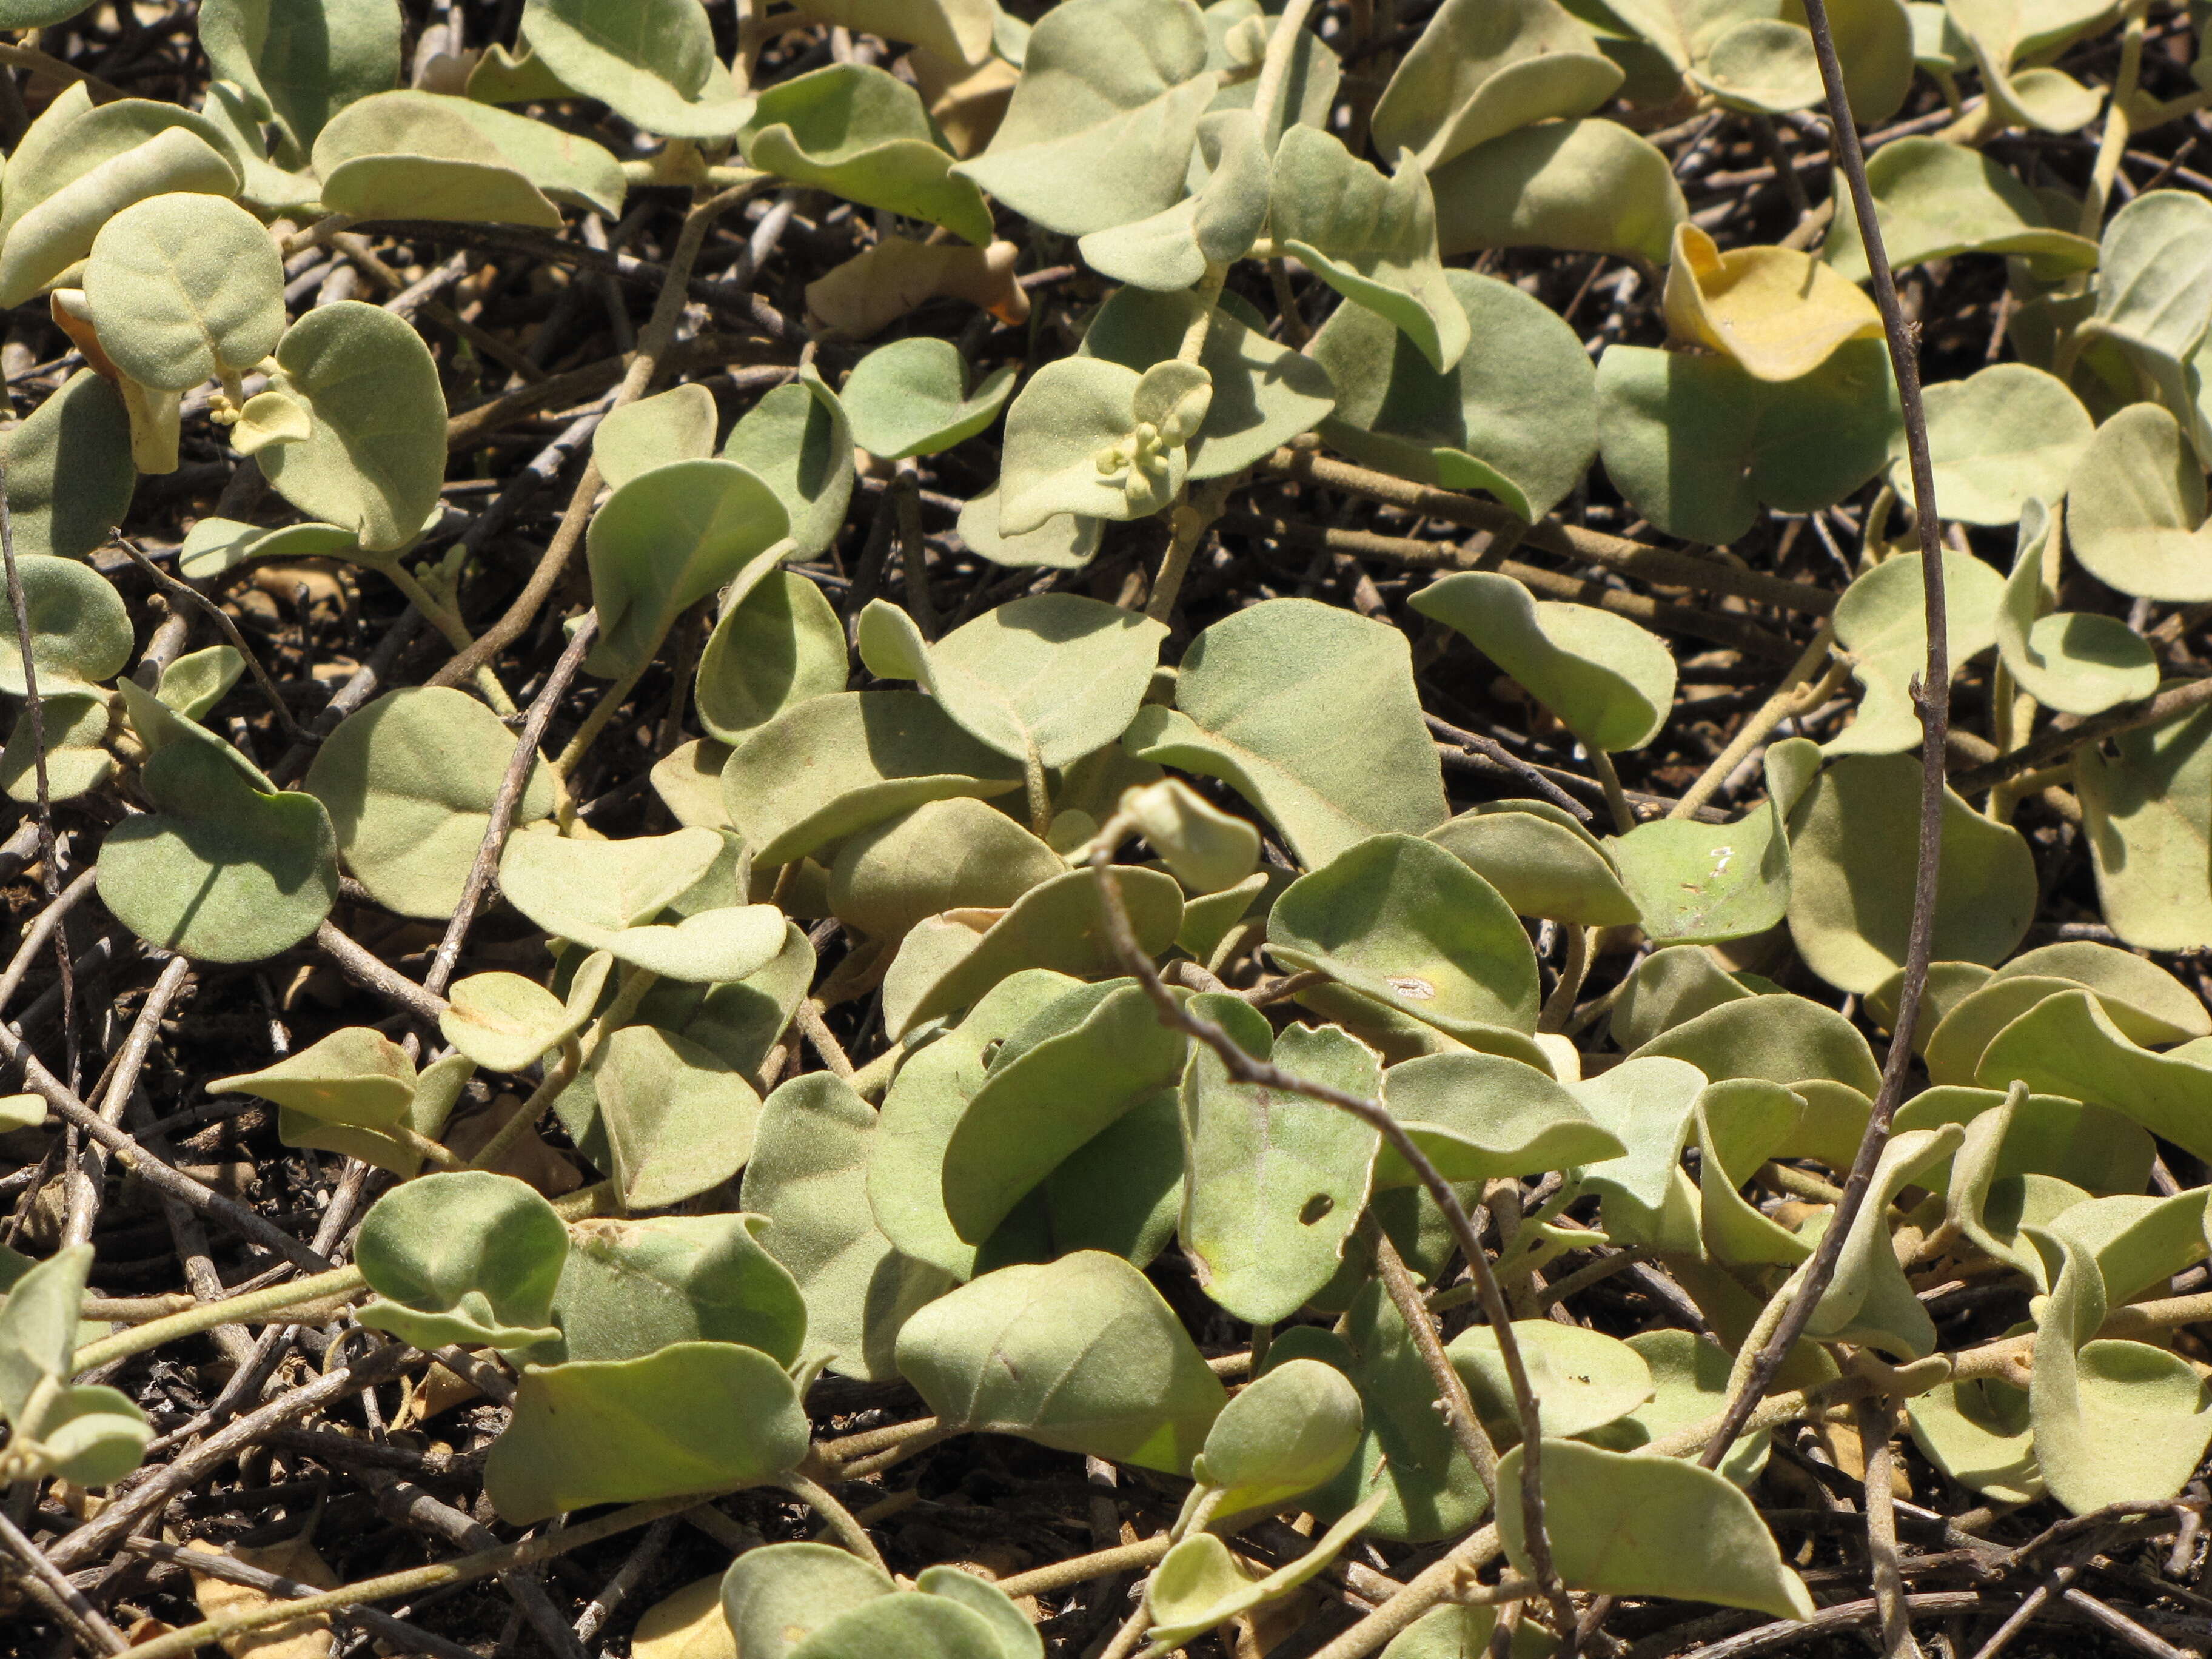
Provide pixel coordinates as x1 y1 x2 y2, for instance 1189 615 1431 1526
807 236 1031 339
1661 223 1882 383
186 1535 339 1659
631 1574 736 1659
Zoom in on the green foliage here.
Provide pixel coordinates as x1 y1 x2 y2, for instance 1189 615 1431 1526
24 0 2212 1641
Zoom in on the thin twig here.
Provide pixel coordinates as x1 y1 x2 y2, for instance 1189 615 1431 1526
1697 0 1953 1469
423 612 598 1000
113 535 313 743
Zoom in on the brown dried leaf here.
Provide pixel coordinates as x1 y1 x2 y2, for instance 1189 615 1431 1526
442 1092 583 1196
186 1536 339 1659
806 236 1031 340
908 47 1020 157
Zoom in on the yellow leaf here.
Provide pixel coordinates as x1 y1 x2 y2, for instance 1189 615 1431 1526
631 1574 736 1659
908 47 1020 157
1661 223 1882 382
185 1536 339 1659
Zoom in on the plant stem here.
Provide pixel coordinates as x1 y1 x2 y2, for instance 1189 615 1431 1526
382 559 519 718
1669 623 1840 821
71 1264 367 1374
1587 748 1635 834
1147 474 1236 624
782 1472 888 1574
1698 0 1952 1470
2079 0 2149 238
467 1039 583 1173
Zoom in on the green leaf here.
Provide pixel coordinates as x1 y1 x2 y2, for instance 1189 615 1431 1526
83 193 283 392
0 555 128 697
842 337 1016 459
544 1213 806 1368
896 1250 1228 1473
858 594 1167 770
1078 110 1270 291
1188 1356 1366 1521
1 692 113 806
1378 1050 1622 1187
870 968 1085 1278
199 0 403 153
1575 1055 1706 1250
310 90 625 226
1823 135 2099 280
258 301 447 557
1269 834 1541 1039
1448 1321 1652 1443
1372 0 1621 169
950 0 1215 237
441 955 609 1074
561 1022 763 1208
1996 942 2211 1044
98 736 340 963
0 1245 149 1487
176 516 357 581
740 1072 954 1381
1997 498 2157 717
156 645 246 722
1262 1279 1485 1541
520 0 755 139
1595 1328 1770 1486
1496 1439 1815 1619
1609 945 1752 1050
828 797 1063 945
957 485 1102 571
304 687 556 920
1272 128 1468 374
1825 548 2005 757
722 367 856 558
0 369 134 562
1888 364 2092 526
1123 778 1261 893
939 980 1187 1246
2066 403 2212 602
1979 988 2212 1165
694 557 846 746
209 1025 416 1131
1143 1490 1390 1649
1414 571 1674 752
2084 190 2212 456
497 823 716 937
721 691 1027 867
1805 1124 1962 1357
785 0 999 68
1786 753 2039 993
1178 1002 1381 1321
1906 1373 2041 1504
1631 991 1882 1094
997 356 1204 531
2078 694 2212 950
1432 117 1686 266
1079 286 1337 478
1694 1077 1814 1267
488 1340 809 1523
1608 743 1802 945
1428 801 1637 927
637 919 818 1083
1310 268 1595 519
585 460 793 679
0 114 241 309
1124 598 1447 869
596 384 716 489
742 65 992 246
1945 0 2106 132
722 1543 896 1659
354 1171 567 1351
1596 339 1902 543
2026 1224 2212 1517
